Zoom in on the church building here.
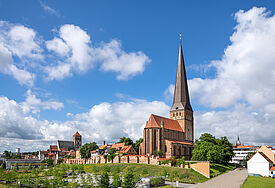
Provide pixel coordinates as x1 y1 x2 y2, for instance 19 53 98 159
139 41 194 159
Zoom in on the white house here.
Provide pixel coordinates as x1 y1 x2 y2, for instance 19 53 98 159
247 152 273 176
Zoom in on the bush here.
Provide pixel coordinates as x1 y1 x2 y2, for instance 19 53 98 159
150 177 164 187
122 170 138 188
112 173 122 187
98 171 110 188
160 160 169 165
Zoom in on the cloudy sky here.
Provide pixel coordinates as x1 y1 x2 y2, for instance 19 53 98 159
1 1 275 152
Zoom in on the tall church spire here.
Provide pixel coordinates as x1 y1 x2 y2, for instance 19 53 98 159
170 40 193 112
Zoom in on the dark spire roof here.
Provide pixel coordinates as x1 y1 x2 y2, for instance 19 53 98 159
170 40 192 112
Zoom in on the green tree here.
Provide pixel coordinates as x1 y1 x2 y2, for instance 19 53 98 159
4 150 10 158
122 170 138 188
0 163 5 170
191 133 234 164
98 171 110 188
134 138 143 153
13 163 19 171
42 159 54 167
80 142 99 158
118 137 134 146
112 173 122 187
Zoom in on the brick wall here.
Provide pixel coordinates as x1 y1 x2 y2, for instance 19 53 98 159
190 161 210 178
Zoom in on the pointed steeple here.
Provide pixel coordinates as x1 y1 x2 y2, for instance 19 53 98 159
170 40 193 112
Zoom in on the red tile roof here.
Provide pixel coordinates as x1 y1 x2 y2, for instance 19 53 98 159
166 139 193 145
145 114 183 132
270 166 275 171
73 131 81 136
99 144 108 150
236 145 254 149
111 143 126 150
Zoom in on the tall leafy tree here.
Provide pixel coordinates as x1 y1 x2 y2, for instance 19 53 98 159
134 138 143 153
117 137 134 146
80 142 99 158
192 133 234 164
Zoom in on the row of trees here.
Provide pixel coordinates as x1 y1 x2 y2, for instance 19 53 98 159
80 137 144 159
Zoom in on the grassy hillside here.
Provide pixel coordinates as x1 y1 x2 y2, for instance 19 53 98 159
83 163 209 183
210 163 235 177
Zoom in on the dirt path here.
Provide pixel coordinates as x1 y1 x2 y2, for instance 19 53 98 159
191 168 248 188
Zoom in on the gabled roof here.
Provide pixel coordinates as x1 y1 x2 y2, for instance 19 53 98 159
258 152 273 164
73 131 81 136
145 114 183 132
111 143 125 150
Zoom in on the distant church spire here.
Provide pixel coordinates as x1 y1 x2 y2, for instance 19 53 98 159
170 38 193 112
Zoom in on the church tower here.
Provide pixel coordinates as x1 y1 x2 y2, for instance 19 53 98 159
73 131 82 150
170 40 194 142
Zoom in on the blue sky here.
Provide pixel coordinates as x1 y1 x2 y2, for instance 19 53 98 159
1 1 275 152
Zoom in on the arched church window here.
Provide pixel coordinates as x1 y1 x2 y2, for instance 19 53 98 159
165 145 167 152
176 113 178 116
179 112 181 116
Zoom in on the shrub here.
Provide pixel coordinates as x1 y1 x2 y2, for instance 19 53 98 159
98 171 110 188
112 173 122 187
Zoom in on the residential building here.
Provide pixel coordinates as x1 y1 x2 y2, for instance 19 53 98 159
248 145 275 177
139 40 194 159
231 145 257 164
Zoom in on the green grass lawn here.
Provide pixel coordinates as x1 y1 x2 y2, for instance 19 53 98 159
83 163 209 184
210 163 235 177
242 176 275 188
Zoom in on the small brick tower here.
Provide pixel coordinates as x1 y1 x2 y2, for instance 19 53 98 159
73 131 82 150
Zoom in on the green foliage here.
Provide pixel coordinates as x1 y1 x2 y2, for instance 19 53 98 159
134 138 143 153
3 151 10 158
118 137 134 146
42 159 54 167
0 163 5 170
170 157 177 167
158 150 164 157
210 163 235 176
150 177 163 186
122 170 138 188
80 142 99 158
13 163 19 171
98 171 110 188
57 158 63 164
243 152 256 167
109 148 116 155
64 154 76 159
153 150 158 157
191 133 234 164
160 160 170 165
112 173 122 187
